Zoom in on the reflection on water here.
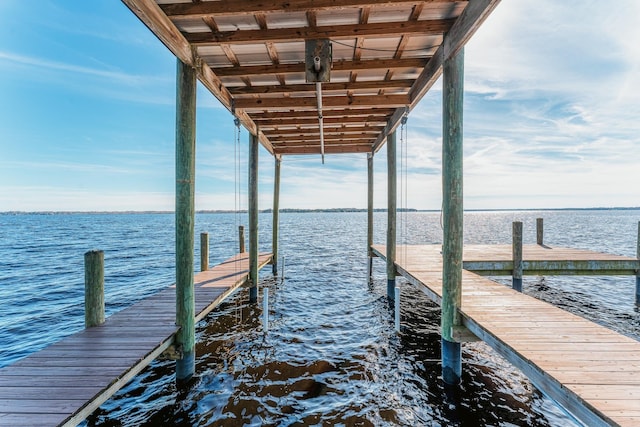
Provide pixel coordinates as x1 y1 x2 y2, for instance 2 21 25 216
2 211 638 426
86 278 575 426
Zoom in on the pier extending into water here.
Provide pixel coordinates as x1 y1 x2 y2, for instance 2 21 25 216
372 243 640 427
0 252 272 427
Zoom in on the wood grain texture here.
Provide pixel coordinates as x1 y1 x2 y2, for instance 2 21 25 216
372 244 640 427
0 252 272 427
124 0 496 157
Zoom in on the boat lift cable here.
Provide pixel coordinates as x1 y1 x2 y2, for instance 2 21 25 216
314 56 325 164
400 114 408 262
233 117 244 323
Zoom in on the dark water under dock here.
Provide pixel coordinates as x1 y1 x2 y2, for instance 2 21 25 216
1 210 639 426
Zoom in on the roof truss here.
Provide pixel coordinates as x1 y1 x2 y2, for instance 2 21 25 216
123 0 500 157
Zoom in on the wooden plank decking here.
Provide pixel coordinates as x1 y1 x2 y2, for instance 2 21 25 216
462 244 638 276
0 252 272 427
373 244 640 427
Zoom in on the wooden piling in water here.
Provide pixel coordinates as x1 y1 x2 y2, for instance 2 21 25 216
512 221 523 292
175 58 197 382
239 225 245 254
386 130 397 299
272 156 281 275
84 250 105 328
441 46 464 385
200 232 209 272
249 132 259 303
536 218 544 245
367 153 374 280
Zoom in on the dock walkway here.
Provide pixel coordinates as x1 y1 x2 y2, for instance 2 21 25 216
373 244 640 427
0 252 272 427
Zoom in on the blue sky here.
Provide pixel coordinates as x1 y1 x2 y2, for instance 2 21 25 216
1 1 638 211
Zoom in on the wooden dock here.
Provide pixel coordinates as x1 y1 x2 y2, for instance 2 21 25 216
0 252 272 427
462 244 638 276
373 244 640 427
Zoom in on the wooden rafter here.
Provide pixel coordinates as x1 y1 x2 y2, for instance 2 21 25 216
265 126 382 137
256 116 389 128
228 79 413 96
276 145 373 155
252 108 395 120
213 58 427 77
186 20 455 45
160 0 463 17
234 95 409 111
125 0 498 156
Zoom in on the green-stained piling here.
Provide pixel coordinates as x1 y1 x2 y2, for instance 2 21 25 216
441 46 464 385
175 58 196 383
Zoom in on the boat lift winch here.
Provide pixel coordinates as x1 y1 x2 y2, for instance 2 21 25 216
305 39 332 164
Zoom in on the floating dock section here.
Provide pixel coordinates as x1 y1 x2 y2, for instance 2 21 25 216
373 244 640 427
0 252 272 427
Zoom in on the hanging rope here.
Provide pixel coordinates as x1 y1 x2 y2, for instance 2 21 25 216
234 118 241 218
233 117 244 324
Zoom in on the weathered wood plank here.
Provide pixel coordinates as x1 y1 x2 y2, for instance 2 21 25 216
0 252 272 427
374 244 640 427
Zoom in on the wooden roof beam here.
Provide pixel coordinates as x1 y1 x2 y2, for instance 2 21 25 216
269 139 376 147
252 108 395 120
229 79 414 96
235 94 409 110
265 126 382 137
186 19 455 45
372 0 501 153
275 145 374 155
273 122 385 130
161 1 463 18
256 117 388 128
123 0 273 154
213 57 427 77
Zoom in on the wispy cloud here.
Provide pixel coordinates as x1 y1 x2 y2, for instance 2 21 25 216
0 50 174 105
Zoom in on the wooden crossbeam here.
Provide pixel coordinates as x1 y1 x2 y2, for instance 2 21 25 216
213 58 427 77
372 0 501 153
252 108 394 119
272 136 374 145
161 0 460 18
264 126 382 136
256 116 388 127
186 20 455 45
228 79 414 95
235 94 409 110
275 145 373 155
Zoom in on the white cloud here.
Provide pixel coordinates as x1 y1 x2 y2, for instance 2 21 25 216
0 50 174 105
2 1 639 212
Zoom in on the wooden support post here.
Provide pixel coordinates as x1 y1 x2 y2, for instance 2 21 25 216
249 132 259 303
513 221 523 292
175 58 196 383
200 232 209 272
367 153 374 281
536 218 544 246
239 225 245 254
84 250 104 328
636 222 639 305
441 46 464 386
272 156 281 275
386 130 397 299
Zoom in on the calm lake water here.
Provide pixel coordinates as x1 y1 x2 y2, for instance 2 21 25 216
1 210 639 426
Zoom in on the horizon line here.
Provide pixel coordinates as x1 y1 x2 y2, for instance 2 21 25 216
2 206 639 215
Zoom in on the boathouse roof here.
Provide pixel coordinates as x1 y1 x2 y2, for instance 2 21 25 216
124 0 499 156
